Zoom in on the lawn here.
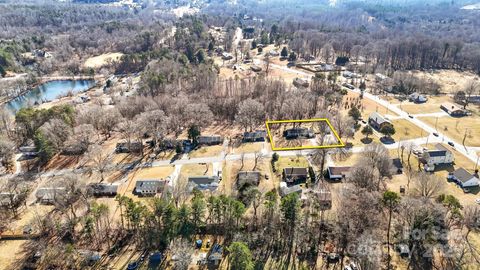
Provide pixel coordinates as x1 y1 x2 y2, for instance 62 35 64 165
348 126 380 147
331 153 360 166
231 142 265 154
391 119 426 141
419 116 480 147
189 145 224 158
276 156 309 169
180 163 211 177
84 52 124 68
222 159 274 196
343 91 398 120
399 95 450 115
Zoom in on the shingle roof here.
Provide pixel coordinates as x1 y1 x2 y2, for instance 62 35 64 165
327 166 351 176
369 112 389 125
453 168 475 183
283 167 308 176
428 150 447 157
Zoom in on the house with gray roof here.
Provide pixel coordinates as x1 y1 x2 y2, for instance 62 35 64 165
283 167 308 185
448 168 479 188
421 144 454 172
368 112 391 130
134 180 167 196
237 171 261 187
188 176 219 191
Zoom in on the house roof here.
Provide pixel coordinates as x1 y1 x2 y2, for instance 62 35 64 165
135 180 166 191
283 167 308 176
281 185 302 196
189 176 218 185
427 150 447 157
369 112 390 125
327 166 351 176
243 131 266 139
89 183 119 194
435 143 450 152
441 102 465 114
453 168 476 183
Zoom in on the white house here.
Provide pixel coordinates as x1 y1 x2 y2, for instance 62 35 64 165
188 176 219 191
422 144 454 172
448 168 479 188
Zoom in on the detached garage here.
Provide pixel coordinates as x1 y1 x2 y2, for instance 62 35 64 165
448 168 479 188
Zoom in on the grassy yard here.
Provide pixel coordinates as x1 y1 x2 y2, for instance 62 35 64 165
231 142 265 154
120 166 174 195
391 119 426 141
189 145 224 158
419 116 480 147
180 163 211 177
348 127 380 147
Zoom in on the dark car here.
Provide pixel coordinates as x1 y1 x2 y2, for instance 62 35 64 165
433 132 439 137
127 262 139 270
448 141 454 147
408 114 414 119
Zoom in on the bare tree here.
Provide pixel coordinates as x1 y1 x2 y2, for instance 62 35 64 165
169 239 194 270
411 172 444 198
88 145 113 182
236 99 265 132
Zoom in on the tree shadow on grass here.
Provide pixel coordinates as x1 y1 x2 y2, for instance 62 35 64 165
360 137 373 144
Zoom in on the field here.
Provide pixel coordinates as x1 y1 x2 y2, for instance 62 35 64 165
180 163 212 177
84 52 124 68
343 91 398 120
399 96 450 115
419 116 480 147
403 70 479 94
390 119 426 141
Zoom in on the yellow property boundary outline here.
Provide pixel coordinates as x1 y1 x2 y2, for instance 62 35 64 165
265 118 345 151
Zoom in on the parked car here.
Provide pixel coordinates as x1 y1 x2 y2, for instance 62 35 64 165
448 141 455 147
408 114 414 119
127 262 139 270
475 198 480 205
433 132 439 137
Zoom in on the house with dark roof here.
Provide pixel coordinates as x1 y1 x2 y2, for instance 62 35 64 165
134 180 167 196
243 131 266 142
88 183 119 197
440 102 468 117
283 128 314 140
283 167 308 185
188 176 219 191
448 168 479 188
237 171 261 187
368 112 391 130
116 141 143 153
409 93 428 103
421 144 454 172
197 136 223 145
326 166 351 181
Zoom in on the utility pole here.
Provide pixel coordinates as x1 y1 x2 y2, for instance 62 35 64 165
462 129 468 147
435 117 438 131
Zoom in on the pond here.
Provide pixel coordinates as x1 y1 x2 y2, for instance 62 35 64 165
5 79 96 113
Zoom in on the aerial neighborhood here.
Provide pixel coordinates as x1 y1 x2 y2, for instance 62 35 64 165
0 0 480 270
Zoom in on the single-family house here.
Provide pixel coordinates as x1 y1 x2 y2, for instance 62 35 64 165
409 93 428 103
421 144 454 172
237 171 261 187
440 102 468 117
280 182 303 197
188 176 219 191
368 112 391 130
326 166 351 181
269 50 279 57
448 168 479 188
35 187 66 204
243 130 266 142
293 78 309 88
283 167 308 185
115 142 143 153
283 128 314 139
197 136 223 145
343 71 360 79
134 180 166 196
88 183 119 197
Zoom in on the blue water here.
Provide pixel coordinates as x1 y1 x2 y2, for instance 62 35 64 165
5 79 95 113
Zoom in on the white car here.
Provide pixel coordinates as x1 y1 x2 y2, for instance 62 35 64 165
475 198 480 205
